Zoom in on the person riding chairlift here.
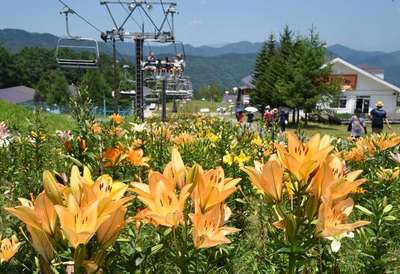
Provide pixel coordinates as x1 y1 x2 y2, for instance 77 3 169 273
172 53 185 76
144 52 158 72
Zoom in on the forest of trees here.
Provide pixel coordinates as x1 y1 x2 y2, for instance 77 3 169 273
0 45 134 108
251 26 339 123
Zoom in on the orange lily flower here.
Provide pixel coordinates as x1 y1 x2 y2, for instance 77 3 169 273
97 206 127 248
373 134 400 151
316 198 370 239
192 166 240 213
110 113 124 125
132 172 192 228
103 147 125 168
54 195 110 248
308 157 366 202
26 225 54 263
377 167 400 183
173 133 195 145
91 122 102 134
275 132 333 183
190 204 239 249
0 235 21 263
5 192 57 236
126 147 150 167
241 160 284 202
342 145 365 162
163 148 186 189
77 136 88 153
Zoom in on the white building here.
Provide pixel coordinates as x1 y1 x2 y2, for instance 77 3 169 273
325 58 400 116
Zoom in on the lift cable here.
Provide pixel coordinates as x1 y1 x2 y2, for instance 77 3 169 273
57 0 103 34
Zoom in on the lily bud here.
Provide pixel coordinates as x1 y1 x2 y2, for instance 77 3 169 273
43 170 63 205
305 196 319 221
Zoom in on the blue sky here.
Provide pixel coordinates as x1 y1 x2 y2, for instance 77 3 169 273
1 0 400 51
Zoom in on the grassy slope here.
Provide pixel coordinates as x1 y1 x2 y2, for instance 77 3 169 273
0 100 75 132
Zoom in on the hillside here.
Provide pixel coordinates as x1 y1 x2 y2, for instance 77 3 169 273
0 100 75 131
1 28 400 88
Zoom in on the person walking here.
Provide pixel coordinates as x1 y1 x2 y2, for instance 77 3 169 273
278 108 288 132
348 109 366 139
263 105 274 128
369 101 390 134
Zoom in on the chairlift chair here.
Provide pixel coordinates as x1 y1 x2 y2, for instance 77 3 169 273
56 37 100 69
56 7 100 69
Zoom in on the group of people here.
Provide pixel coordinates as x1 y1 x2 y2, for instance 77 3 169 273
235 105 289 132
264 106 289 131
143 51 186 76
235 109 253 124
348 101 391 138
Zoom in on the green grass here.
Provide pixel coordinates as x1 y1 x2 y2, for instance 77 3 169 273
0 100 75 132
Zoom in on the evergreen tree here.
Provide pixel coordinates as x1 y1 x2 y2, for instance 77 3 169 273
251 34 276 107
251 26 339 123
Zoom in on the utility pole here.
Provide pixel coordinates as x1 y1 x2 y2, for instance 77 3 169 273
135 37 144 121
112 37 119 114
161 78 167 122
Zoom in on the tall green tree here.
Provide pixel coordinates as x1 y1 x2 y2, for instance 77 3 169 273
81 70 111 106
251 26 339 123
251 34 277 107
35 70 69 106
0 46 16 88
14 48 57 87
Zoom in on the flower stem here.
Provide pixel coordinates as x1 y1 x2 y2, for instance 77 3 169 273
289 251 296 274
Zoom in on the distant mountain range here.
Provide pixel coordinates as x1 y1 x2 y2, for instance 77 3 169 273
1 28 400 88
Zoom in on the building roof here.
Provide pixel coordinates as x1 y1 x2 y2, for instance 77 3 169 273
327 58 400 93
357 64 384 75
0 86 36 104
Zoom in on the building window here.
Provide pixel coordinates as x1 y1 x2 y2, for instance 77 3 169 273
330 96 347 108
397 94 400 107
339 98 347 108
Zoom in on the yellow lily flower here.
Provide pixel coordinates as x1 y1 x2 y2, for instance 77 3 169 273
223 154 234 166
132 172 192 228
0 235 21 263
190 204 239 249
234 151 251 167
70 166 94 204
242 160 284 202
54 195 110 248
275 132 333 183
192 166 240 213
43 170 65 205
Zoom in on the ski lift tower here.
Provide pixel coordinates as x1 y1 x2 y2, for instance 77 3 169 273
99 0 177 121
